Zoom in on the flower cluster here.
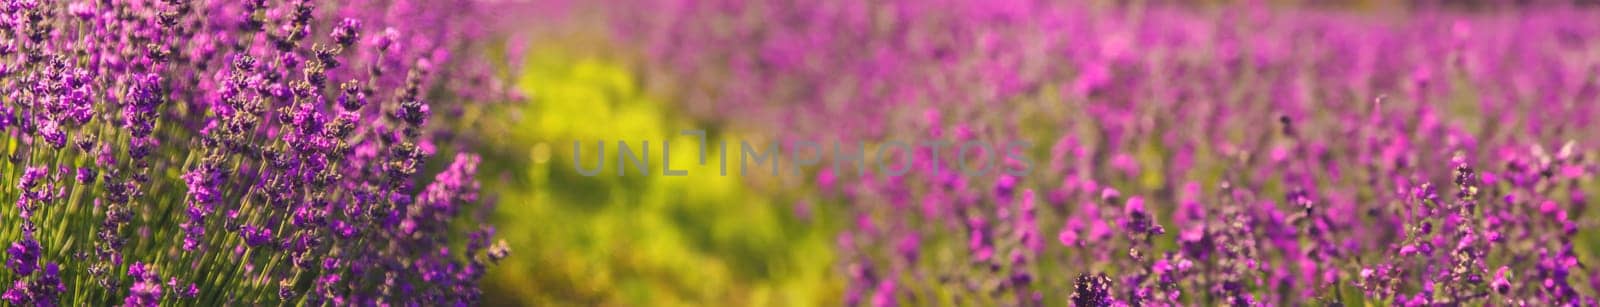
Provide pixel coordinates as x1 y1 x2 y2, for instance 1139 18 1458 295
622 1 1600 305
0 0 516 305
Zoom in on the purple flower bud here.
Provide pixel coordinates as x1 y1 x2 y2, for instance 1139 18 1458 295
1072 273 1114 306
240 225 273 247
377 27 400 52
75 167 95 184
332 18 362 47
1493 266 1512 294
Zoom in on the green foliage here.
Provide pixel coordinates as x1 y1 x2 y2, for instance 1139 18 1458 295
472 46 840 306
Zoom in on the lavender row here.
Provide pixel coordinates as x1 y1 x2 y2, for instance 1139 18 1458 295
0 0 518 305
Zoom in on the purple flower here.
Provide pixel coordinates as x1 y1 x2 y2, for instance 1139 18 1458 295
1493 266 1512 295
870 279 896 307
167 278 198 299
3 280 28 305
125 262 162 307
121 74 164 138
75 167 95 184
240 225 273 247
180 162 226 251
5 238 40 276
1072 273 1114 306
332 18 363 47
26 263 64 306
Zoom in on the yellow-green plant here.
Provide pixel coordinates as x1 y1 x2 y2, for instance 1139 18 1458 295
470 45 840 306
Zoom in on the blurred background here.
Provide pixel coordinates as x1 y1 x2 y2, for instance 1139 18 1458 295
467 0 1600 305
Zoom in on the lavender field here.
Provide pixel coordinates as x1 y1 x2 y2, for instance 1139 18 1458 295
0 0 517 305
596 1 1600 305
2 0 1599 306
